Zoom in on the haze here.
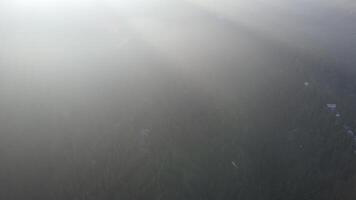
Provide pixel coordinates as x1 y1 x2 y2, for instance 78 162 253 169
0 0 356 199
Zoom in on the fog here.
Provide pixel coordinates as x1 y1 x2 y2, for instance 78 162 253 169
0 0 355 199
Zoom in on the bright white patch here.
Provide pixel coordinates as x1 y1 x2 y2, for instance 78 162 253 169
12 0 90 7
327 104 337 109
231 161 239 169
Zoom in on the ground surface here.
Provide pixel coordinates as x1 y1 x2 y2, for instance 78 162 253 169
0 0 356 199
